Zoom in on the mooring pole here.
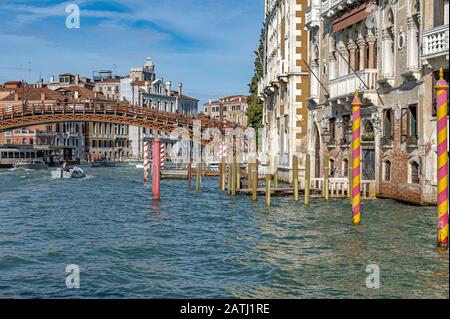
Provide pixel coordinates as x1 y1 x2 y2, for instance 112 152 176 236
144 141 149 183
292 155 299 201
252 161 258 202
236 161 240 191
231 156 237 196
305 154 311 206
348 155 353 202
227 164 232 195
436 67 448 248
352 90 362 225
265 174 271 207
152 137 161 200
196 162 202 192
187 161 192 192
221 161 226 191
248 163 253 190
323 152 329 200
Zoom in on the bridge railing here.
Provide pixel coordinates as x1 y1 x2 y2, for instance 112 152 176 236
0 100 232 132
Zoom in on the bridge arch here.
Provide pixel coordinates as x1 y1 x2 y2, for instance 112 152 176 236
0 101 230 141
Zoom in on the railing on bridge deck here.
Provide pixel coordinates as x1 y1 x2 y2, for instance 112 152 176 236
0 100 230 132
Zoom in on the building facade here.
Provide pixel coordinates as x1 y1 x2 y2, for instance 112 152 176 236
120 57 199 160
259 0 310 181
203 95 249 127
305 0 449 204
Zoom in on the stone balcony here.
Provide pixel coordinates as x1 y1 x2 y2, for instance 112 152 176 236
305 5 321 28
329 69 378 101
322 0 358 18
421 24 449 66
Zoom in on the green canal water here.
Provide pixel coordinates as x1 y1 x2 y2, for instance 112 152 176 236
0 166 448 298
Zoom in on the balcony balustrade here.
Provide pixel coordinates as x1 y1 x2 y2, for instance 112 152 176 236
329 69 378 100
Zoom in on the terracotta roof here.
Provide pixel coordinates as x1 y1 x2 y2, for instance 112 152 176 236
0 87 63 101
56 86 107 100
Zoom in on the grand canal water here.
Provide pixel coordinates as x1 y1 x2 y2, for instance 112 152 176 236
0 166 448 298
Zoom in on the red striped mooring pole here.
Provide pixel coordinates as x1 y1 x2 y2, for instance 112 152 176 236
152 137 161 201
143 141 149 183
352 90 362 225
436 67 448 249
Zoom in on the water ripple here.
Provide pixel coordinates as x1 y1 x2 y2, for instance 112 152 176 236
0 166 448 298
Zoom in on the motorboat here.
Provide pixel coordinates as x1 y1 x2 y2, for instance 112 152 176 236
51 166 86 179
91 158 115 167
15 159 48 170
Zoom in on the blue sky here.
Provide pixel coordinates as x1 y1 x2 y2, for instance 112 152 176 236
0 0 264 106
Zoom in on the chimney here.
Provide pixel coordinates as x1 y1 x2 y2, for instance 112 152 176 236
50 76 55 83
14 93 19 101
41 92 46 101
74 91 79 99
166 81 172 96
75 74 80 85
94 92 99 99
177 83 182 97
208 98 212 105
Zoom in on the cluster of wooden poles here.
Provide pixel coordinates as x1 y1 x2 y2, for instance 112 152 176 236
147 70 448 248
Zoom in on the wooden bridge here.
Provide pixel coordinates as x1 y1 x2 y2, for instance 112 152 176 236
0 100 233 137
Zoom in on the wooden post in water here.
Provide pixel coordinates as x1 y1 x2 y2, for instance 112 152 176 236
265 174 271 207
236 161 240 190
305 154 311 206
274 170 278 191
221 162 226 191
227 164 232 194
292 155 299 201
187 162 192 192
231 156 236 196
219 162 223 189
196 162 202 192
323 152 329 200
248 163 253 190
252 162 258 202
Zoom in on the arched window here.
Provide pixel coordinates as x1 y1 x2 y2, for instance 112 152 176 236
410 161 420 184
384 160 391 181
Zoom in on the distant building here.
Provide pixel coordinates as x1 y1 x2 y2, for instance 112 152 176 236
258 0 310 182
120 57 199 160
0 82 74 161
47 73 94 91
203 95 249 127
53 84 130 162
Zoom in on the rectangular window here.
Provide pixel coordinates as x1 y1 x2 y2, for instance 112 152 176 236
384 109 393 138
409 104 418 137
329 118 336 141
401 108 408 137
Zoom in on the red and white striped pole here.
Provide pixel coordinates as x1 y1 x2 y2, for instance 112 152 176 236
436 67 448 248
160 143 165 170
152 137 161 200
143 141 149 183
